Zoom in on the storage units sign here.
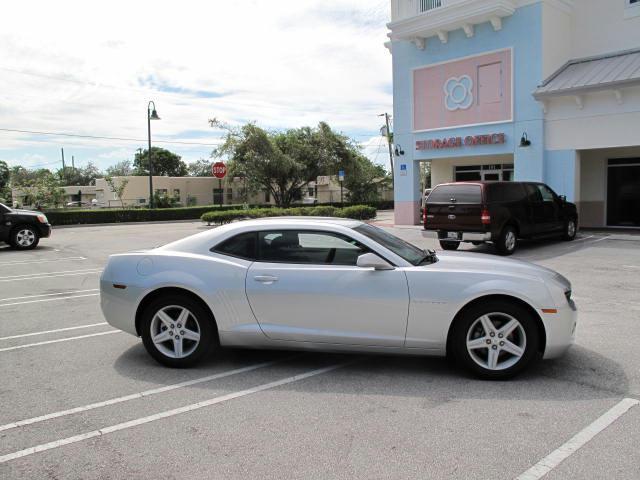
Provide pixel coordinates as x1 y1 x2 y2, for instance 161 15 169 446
416 133 506 150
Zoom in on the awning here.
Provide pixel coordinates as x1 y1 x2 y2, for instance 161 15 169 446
533 48 640 99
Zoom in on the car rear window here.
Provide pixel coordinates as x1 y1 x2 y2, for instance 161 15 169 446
427 184 482 204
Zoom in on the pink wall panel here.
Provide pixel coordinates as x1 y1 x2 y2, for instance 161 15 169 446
413 50 512 131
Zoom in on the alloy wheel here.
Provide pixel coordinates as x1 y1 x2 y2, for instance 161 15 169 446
504 231 516 252
466 312 527 371
16 229 36 247
150 305 201 359
567 220 576 238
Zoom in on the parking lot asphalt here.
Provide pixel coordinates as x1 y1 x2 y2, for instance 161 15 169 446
1 215 639 479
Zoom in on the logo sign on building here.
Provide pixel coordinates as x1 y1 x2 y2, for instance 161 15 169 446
413 49 512 131
211 162 227 179
399 164 408 176
416 133 506 150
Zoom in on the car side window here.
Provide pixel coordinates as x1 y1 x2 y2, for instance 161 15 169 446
536 185 555 202
257 230 369 265
212 232 257 260
525 184 542 204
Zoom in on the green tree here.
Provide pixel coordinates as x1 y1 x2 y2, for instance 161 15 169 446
133 147 187 177
214 121 363 207
17 171 65 208
0 160 10 202
104 176 129 208
344 157 389 203
106 160 133 177
187 158 212 177
57 161 103 186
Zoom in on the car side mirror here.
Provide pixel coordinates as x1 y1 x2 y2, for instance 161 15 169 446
559 195 567 203
356 253 394 271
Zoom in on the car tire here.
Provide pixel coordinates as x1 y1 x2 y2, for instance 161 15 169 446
10 226 40 250
439 240 460 251
140 294 217 368
563 217 577 241
451 299 540 380
495 226 517 256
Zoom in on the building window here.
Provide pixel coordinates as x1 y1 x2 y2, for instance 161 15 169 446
419 0 442 12
226 189 233 203
308 187 315 197
264 190 271 203
213 188 223 205
138 198 146 204
173 189 180 198
155 189 168 196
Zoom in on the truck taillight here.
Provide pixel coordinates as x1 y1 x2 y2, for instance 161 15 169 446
481 208 491 225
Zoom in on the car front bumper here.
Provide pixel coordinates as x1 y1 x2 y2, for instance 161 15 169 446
541 302 577 359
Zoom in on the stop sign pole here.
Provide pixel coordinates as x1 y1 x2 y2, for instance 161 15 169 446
212 162 227 207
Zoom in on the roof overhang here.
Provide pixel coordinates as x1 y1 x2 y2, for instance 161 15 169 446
387 0 516 45
534 48 640 100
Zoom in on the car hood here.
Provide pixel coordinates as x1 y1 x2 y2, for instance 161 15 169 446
433 252 570 289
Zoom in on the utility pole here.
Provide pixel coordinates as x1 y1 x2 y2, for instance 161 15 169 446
61 148 66 183
72 155 75 170
379 113 395 180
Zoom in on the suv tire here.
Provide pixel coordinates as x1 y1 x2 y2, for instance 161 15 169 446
563 217 577 241
439 240 460 251
10 226 40 250
495 226 518 256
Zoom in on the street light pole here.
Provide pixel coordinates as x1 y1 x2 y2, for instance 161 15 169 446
147 101 160 208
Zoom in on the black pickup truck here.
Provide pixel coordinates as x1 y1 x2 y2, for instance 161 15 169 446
423 182 578 255
0 203 52 249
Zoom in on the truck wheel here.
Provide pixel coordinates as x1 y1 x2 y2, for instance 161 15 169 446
563 218 577 241
439 240 460 251
495 226 517 256
10 226 40 250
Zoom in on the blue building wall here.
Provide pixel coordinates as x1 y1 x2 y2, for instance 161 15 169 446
391 2 545 222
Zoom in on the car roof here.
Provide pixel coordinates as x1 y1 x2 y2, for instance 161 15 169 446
230 217 363 228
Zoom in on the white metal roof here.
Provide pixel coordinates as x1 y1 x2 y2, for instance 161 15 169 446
533 48 640 98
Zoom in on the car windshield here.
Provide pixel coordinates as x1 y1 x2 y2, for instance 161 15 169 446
353 223 436 266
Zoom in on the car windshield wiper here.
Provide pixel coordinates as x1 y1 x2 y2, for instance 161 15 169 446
417 249 437 265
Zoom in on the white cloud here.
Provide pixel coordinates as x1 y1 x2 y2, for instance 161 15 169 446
0 0 392 170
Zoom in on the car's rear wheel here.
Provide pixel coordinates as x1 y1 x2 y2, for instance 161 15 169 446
140 295 217 367
10 226 40 250
439 240 460 251
495 226 517 256
451 300 540 380
563 217 577 241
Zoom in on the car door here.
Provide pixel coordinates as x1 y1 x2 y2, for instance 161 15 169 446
535 184 563 234
245 229 409 347
524 183 547 235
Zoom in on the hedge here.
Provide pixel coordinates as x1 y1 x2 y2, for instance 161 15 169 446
201 205 376 225
44 204 249 226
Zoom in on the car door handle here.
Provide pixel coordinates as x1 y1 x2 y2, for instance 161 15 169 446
254 275 279 284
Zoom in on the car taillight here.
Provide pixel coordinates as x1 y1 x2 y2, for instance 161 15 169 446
423 207 427 224
481 208 491 225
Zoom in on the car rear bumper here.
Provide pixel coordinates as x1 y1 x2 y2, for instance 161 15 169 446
436 231 492 242
39 223 52 238
100 278 143 337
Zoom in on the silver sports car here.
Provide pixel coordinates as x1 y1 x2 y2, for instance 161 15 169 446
100 218 576 379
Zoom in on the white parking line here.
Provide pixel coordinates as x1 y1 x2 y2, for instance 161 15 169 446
0 358 293 433
0 268 102 282
0 289 99 303
0 330 120 353
592 235 612 243
0 256 86 266
0 323 107 341
515 397 639 480
0 360 353 463
0 293 100 308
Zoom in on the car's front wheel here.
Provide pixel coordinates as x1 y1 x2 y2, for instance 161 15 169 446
439 240 460 251
451 300 540 380
563 217 577 241
140 295 217 367
10 226 40 250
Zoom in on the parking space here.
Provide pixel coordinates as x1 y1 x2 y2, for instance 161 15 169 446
1 218 639 479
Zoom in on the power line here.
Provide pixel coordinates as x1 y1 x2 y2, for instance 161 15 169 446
0 128 224 147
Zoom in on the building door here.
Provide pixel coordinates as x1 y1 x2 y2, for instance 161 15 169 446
607 159 640 227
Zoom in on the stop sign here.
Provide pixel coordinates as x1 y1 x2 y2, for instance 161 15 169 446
211 162 227 179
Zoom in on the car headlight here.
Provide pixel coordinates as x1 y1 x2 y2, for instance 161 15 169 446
36 214 48 224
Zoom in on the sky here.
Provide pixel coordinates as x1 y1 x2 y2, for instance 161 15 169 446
0 0 393 174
